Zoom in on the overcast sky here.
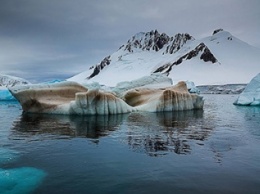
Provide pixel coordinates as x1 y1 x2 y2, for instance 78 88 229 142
1 0 259 82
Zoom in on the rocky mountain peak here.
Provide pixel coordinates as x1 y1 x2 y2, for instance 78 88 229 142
213 28 224 35
122 30 194 54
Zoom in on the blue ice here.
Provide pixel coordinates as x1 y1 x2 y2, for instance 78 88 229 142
0 89 16 101
0 167 46 194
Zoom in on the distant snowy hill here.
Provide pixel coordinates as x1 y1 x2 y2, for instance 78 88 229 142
68 29 260 86
0 74 31 100
0 74 30 87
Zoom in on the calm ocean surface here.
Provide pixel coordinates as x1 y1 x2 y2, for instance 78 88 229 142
1 94 260 194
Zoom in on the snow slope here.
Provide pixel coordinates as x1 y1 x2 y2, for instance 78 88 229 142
0 74 30 87
68 29 260 86
0 74 30 100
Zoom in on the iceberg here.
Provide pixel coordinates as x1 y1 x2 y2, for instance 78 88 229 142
0 87 16 101
234 73 260 106
9 76 204 115
185 81 200 94
124 81 203 112
9 81 88 114
0 167 46 194
112 73 173 98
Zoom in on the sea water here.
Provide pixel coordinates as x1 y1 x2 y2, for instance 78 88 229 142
0 95 260 194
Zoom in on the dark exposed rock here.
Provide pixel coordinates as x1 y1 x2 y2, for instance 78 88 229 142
213 28 223 35
153 43 217 74
88 56 111 79
200 47 217 63
123 30 193 54
164 33 193 54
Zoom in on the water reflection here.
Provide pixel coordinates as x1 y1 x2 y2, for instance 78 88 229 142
11 110 214 156
11 113 128 140
124 110 213 156
235 105 260 137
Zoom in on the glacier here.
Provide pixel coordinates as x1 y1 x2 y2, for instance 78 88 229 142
234 73 260 106
9 75 204 115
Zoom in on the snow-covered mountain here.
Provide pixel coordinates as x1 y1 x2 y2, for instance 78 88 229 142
69 29 260 86
0 74 30 88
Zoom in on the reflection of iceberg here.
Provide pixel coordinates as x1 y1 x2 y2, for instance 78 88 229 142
11 113 127 139
0 167 46 194
235 106 260 137
11 110 213 156
11 109 214 157
9 78 203 115
124 110 208 156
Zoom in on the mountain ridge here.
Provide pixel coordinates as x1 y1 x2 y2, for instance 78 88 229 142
69 29 260 86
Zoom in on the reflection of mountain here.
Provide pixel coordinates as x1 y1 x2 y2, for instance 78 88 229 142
124 110 213 156
11 113 127 140
11 110 214 157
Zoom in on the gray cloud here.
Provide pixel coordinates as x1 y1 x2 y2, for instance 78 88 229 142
0 0 259 82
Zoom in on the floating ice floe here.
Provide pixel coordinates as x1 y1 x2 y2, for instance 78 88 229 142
0 167 46 194
9 75 204 115
234 73 260 106
0 147 46 194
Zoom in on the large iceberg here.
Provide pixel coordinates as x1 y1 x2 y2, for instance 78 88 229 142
9 76 204 115
234 73 260 106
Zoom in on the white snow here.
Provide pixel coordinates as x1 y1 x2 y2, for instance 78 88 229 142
68 30 260 87
0 74 30 87
234 73 260 106
112 73 173 98
0 74 30 101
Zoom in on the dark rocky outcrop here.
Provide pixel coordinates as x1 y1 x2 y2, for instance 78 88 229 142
200 46 217 63
213 28 223 35
88 56 111 79
164 33 193 54
123 30 193 53
153 43 217 74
